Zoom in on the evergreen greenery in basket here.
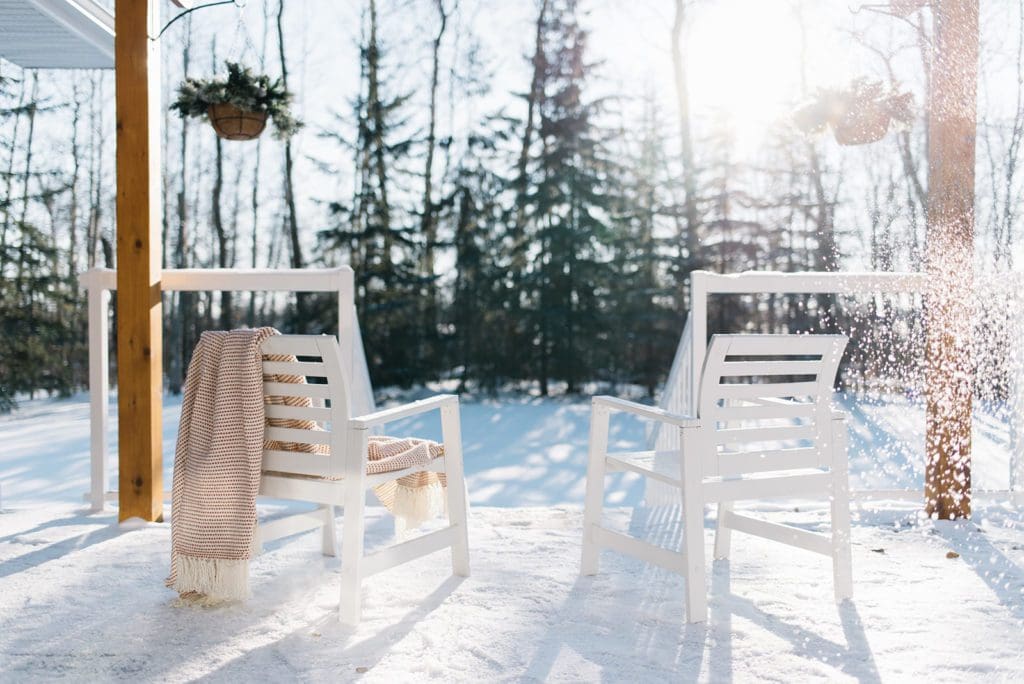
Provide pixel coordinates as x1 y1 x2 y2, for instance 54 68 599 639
792 78 914 147
171 61 302 140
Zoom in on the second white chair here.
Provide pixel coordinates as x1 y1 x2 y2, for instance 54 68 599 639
580 333 851 622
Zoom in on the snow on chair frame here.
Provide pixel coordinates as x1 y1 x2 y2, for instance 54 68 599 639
580 333 851 623
256 334 471 625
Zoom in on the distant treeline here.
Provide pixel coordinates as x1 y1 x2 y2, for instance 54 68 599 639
1 0 1022 411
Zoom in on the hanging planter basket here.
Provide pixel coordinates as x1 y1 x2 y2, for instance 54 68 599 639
832 108 891 146
890 0 927 18
171 62 302 142
207 103 268 141
792 79 915 147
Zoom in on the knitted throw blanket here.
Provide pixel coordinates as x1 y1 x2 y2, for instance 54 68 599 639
166 327 278 603
368 438 446 536
265 381 447 537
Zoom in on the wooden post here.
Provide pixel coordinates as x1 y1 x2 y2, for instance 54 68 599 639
115 0 163 522
925 0 978 520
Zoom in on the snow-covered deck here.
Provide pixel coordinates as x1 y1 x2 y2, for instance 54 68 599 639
2 394 1023 680
2 502 1022 680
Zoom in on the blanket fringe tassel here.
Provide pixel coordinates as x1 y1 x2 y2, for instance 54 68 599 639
376 480 448 538
169 554 250 604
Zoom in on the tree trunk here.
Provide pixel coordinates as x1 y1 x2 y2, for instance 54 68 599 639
0 70 27 276
672 0 701 307
277 0 307 330
15 72 39 294
419 0 449 374
512 0 548 287
248 134 263 326
69 83 83 281
925 0 977 520
211 135 233 329
172 26 193 394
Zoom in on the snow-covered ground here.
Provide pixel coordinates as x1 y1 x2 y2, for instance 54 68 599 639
2 393 1024 681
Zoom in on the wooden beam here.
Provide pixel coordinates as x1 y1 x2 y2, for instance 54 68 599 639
115 0 163 522
925 0 978 520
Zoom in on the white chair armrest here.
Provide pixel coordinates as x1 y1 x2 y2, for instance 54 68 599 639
350 394 458 429
592 395 700 428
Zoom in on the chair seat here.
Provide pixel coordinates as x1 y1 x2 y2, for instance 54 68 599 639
263 456 445 484
605 450 828 492
264 448 445 479
605 450 683 487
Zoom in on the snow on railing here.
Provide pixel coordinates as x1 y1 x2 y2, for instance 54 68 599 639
649 270 1023 504
78 267 376 511
974 271 1024 492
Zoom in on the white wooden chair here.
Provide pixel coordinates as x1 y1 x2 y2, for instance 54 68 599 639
580 333 851 623
255 334 470 625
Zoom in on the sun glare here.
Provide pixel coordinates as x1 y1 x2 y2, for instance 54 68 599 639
685 0 848 148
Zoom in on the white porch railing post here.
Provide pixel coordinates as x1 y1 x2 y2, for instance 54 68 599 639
83 269 111 511
1008 276 1024 491
1010 369 1024 491
1010 285 1024 491
690 271 708 409
336 268 355 399
77 266 375 505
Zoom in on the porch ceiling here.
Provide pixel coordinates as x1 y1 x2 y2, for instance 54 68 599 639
0 0 114 69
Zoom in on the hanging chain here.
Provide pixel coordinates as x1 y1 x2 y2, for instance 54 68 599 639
228 1 259 64
154 0 249 41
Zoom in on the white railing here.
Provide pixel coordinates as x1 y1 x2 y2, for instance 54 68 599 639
655 269 1022 503
689 270 930 404
78 266 376 511
644 316 693 506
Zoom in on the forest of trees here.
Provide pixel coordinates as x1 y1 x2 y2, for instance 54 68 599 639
1 0 1024 411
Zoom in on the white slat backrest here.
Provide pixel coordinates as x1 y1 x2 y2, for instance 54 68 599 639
260 334 351 479
697 334 847 478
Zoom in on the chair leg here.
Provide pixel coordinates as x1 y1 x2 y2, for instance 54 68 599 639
681 428 707 623
580 403 610 576
831 421 853 601
441 402 471 577
321 505 338 557
340 430 368 625
713 502 733 561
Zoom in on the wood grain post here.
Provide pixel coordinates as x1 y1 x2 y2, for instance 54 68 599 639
115 0 163 522
925 0 978 520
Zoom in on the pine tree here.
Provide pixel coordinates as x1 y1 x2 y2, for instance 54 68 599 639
446 126 511 393
320 0 422 387
0 67 81 409
608 94 680 396
522 0 617 394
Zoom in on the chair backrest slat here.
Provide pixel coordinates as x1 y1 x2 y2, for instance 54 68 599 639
265 425 332 446
262 334 322 357
712 424 816 446
263 449 334 477
262 360 328 377
712 446 821 477
265 403 332 423
698 334 847 479
261 334 350 479
714 381 820 401
711 402 816 421
263 381 333 399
